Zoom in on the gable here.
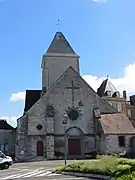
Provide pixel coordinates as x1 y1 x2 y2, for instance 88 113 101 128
42 66 117 114
26 66 117 120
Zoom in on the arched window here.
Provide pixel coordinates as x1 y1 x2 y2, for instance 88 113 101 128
37 141 44 156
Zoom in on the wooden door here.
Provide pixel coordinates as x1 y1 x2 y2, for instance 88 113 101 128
37 141 44 156
68 139 81 155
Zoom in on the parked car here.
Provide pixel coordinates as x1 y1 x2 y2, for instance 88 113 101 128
0 151 13 169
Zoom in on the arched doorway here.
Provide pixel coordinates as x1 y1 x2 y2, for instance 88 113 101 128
37 141 44 156
65 127 84 157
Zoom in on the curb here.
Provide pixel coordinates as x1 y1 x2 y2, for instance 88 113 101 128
53 171 115 180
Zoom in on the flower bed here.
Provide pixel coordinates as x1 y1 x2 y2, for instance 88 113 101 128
55 156 135 180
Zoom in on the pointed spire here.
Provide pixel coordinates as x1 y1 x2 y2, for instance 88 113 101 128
56 19 60 32
45 32 78 56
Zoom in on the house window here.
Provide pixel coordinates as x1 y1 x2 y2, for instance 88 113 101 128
105 91 111 96
112 102 117 109
113 91 120 98
118 136 126 147
117 103 122 112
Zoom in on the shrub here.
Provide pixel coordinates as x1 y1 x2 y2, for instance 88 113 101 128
55 156 135 179
117 158 130 165
116 172 135 180
56 155 117 176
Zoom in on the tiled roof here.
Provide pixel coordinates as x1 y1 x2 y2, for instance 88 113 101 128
100 113 135 134
45 32 78 55
0 120 14 130
24 90 41 112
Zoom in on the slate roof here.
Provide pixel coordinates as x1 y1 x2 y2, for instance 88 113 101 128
0 120 14 130
24 90 41 112
45 32 78 55
100 113 135 134
97 78 118 97
130 95 135 105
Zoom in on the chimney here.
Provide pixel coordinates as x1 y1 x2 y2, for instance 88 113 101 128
123 90 127 99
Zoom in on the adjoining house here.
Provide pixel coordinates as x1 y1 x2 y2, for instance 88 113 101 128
0 119 16 158
97 78 135 128
98 113 135 155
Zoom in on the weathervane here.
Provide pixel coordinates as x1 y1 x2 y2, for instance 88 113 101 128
56 19 60 32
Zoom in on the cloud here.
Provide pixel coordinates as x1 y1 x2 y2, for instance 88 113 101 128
92 0 107 3
10 92 26 101
0 116 19 127
82 62 135 96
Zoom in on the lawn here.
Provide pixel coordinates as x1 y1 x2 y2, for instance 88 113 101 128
55 156 135 180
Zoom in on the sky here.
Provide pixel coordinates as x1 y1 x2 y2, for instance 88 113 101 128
0 0 135 127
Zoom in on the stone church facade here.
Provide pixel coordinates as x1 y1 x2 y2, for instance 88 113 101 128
15 32 135 162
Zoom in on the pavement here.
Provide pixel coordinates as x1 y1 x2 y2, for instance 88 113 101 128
0 160 92 180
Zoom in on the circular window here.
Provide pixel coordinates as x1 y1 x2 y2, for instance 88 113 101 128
68 110 79 121
37 124 43 130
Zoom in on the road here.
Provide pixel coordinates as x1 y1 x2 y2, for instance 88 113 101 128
0 160 93 180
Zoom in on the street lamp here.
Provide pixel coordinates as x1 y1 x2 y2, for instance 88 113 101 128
62 112 68 165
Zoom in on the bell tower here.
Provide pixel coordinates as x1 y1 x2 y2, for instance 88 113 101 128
41 32 80 91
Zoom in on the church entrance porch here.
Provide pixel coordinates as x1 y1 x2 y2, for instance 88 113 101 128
68 139 81 155
65 127 84 159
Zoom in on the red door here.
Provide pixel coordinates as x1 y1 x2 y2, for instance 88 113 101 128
68 139 81 155
37 141 44 156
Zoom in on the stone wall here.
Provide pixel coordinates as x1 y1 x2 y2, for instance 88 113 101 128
27 98 46 136
46 136 54 159
42 54 80 90
15 114 28 161
26 135 46 161
105 134 133 154
83 136 95 154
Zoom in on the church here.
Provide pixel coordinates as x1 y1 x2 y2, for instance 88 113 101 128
15 32 135 162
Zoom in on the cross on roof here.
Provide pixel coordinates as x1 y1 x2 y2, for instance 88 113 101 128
56 19 60 32
66 80 79 107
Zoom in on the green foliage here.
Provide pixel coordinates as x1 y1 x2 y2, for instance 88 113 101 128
118 153 126 158
55 156 135 179
117 171 135 180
